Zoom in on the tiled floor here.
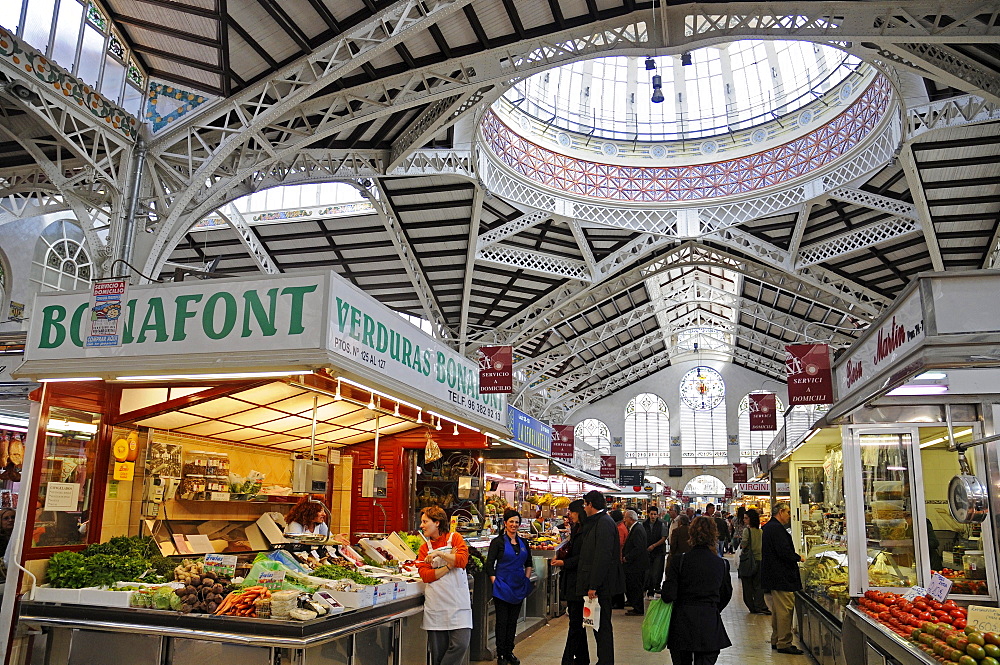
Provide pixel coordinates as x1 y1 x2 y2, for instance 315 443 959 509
475 559 816 664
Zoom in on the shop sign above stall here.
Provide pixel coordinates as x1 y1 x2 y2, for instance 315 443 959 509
836 289 924 402
732 463 748 484
600 456 616 479
735 482 769 493
477 346 512 393
662 487 672 497
724 488 733 499
748 392 777 431
785 344 834 405
618 468 644 487
507 405 551 455
551 425 574 460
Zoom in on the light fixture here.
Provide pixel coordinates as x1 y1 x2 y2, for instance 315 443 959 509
644 57 656 71
47 419 98 434
38 377 102 382
453 423 459 435
417 410 423 424
337 376 420 411
886 384 949 396
915 371 947 380
919 428 973 449
394 403 400 417
0 414 29 429
116 370 305 381
651 74 664 104
334 380 342 400
368 394 376 410
681 51 693 66
436 417 442 431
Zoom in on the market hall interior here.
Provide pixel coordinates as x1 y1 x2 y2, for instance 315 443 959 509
1 1 1000 665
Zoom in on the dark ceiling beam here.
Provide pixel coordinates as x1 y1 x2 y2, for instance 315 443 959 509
923 174 1000 189
912 132 1000 152
500 0 526 39
547 0 566 29
929 193 1000 206
133 0 220 20
918 154 1000 169
462 6 491 49
380 181 474 196
145 68 223 95
427 24 452 59
226 18 279 69
132 45 225 74
106 12 219 47
303 0 340 32
255 0 311 51
218 0 233 96
393 43 417 69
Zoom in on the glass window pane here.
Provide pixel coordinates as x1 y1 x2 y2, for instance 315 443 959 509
860 432 918 588
99 54 123 100
23 0 57 55
0 2 24 34
32 407 101 547
122 81 144 116
77 23 104 86
50 0 82 71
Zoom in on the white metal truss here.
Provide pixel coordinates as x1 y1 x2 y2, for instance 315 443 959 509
357 180 454 342
899 143 945 271
458 186 485 353
0 169 66 220
216 204 280 275
828 188 918 219
477 244 591 281
796 216 922 268
476 210 551 250
874 42 1000 105
786 204 813 262
906 94 1000 139
675 2 1000 44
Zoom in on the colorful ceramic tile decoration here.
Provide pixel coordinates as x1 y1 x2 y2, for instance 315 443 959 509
0 26 139 140
481 75 892 203
146 81 213 132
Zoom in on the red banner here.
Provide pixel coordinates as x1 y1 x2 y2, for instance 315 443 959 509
732 463 748 484
477 345 513 393
600 455 617 479
551 425 575 460
785 344 834 405
662 487 673 497
724 488 733 499
749 392 777 431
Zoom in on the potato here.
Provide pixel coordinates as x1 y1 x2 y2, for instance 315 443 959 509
213 584 223 594
175 588 186 597
190 576 202 587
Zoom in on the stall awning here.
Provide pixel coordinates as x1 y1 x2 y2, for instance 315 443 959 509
549 459 619 492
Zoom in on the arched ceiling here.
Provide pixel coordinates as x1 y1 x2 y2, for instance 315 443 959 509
2 1 1000 421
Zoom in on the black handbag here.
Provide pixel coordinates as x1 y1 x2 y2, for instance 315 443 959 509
737 530 759 579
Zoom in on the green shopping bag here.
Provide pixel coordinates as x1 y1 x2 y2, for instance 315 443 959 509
641 598 673 652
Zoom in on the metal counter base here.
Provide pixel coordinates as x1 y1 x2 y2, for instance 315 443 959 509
795 592 846 665
20 596 426 665
843 606 936 665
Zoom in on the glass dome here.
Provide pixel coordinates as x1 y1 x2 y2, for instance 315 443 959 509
504 41 862 142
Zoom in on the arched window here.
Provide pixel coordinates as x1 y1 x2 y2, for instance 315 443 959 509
32 220 93 292
624 393 670 466
678 366 728 465
574 418 611 472
738 392 785 463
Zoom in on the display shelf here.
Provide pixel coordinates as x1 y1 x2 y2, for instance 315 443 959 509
866 539 913 547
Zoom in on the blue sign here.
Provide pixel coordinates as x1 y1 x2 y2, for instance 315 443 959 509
507 405 552 455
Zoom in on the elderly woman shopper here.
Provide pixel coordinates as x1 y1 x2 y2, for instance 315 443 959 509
485 510 534 665
415 506 472 665
551 499 588 665
661 516 733 665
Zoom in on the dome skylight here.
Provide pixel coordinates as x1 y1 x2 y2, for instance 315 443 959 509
503 41 862 142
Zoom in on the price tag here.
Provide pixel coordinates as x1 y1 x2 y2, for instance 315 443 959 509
926 573 953 602
968 605 1000 633
203 553 238 578
257 570 286 590
902 586 928 601
210 491 229 501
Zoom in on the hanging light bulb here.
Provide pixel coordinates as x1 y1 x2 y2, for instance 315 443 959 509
368 393 376 410
651 74 664 104
394 402 400 417
436 417 442 431
334 380 342 400
417 410 423 424
644 57 656 71
453 423 459 436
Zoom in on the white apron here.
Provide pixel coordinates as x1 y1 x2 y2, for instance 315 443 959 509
422 532 473 630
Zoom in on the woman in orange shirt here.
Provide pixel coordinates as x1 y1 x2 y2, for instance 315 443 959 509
415 506 472 665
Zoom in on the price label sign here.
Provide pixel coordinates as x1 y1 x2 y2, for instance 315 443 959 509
257 570 286 590
902 586 928 601
968 605 1000 634
926 573 953 602
204 553 238 578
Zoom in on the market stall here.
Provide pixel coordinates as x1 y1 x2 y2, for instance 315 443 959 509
1 270 509 663
786 271 1000 665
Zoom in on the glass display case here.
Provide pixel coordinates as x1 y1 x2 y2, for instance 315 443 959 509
799 444 850 620
802 543 849 620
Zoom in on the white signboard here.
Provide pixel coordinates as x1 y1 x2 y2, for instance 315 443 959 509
44 482 80 511
736 482 770 493
926 572 953 602
0 355 22 383
967 605 1000 633
902 586 928 601
837 290 924 401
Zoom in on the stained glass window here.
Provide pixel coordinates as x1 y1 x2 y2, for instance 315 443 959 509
624 393 670 466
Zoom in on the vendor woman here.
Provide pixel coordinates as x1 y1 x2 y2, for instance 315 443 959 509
283 498 329 536
416 506 473 665
485 509 534 665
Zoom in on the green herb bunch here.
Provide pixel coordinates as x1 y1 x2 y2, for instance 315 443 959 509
311 564 381 586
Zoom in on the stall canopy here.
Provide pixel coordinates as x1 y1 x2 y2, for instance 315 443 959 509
549 459 619 492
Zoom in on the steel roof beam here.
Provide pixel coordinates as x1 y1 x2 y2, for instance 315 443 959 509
215 204 281 274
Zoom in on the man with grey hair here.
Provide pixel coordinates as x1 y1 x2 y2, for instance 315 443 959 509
621 509 649 616
761 502 804 655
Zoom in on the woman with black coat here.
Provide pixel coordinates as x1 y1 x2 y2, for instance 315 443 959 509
484 510 534 665
660 516 733 665
665 514 691 574
551 500 588 665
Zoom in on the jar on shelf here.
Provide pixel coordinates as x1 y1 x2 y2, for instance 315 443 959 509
964 550 987 580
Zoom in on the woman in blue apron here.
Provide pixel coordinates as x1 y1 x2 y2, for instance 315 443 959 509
485 509 534 665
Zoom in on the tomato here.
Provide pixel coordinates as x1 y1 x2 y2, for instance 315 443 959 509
959 655 978 665
970 633 988 647
915 601 930 611
984 643 1000 659
943 600 958 609
956 637 969 651
931 601 944 611
954 618 968 630
950 648 965 662
967 643 987 660
950 609 967 620
986 633 1000 646
934 610 950 619
920 612 934 622
982 657 1000 665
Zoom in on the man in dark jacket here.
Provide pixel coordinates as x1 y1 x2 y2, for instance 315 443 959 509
643 506 667 596
576 490 625 665
761 502 804 655
706 503 730 557
621 509 649 615
552 499 588 665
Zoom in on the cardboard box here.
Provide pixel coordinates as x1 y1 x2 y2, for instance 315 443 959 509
256 513 290 546
374 582 395 604
323 585 375 608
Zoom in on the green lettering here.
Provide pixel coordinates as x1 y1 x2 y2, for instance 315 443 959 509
436 352 446 382
39 305 67 349
446 357 457 388
423 349 433 376
242 288 278 337
375 323 389 353
172 294 203 341
362 314 376 348
401 336 412 367
121 299 138 344
336 297 351 333
203 292 237 340
389 330 401 360
69 303 88 348
411 344 423 371
349 307 362 340
281 284 318 335
137 298 169 343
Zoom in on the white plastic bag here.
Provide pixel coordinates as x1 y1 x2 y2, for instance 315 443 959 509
582 595 601 631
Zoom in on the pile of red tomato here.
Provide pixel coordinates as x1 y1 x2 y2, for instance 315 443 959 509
856 590 998 665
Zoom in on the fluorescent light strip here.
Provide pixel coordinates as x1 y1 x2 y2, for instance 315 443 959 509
0 414 29 429
915 372 947 380
919 428 973 449
886 384 949 396
38 377 101 383
116 370 307 381
0 425 28 433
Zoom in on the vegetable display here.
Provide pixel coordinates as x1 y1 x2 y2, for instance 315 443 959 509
173 560 231 614
311 564 381 586
214 586 270 617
